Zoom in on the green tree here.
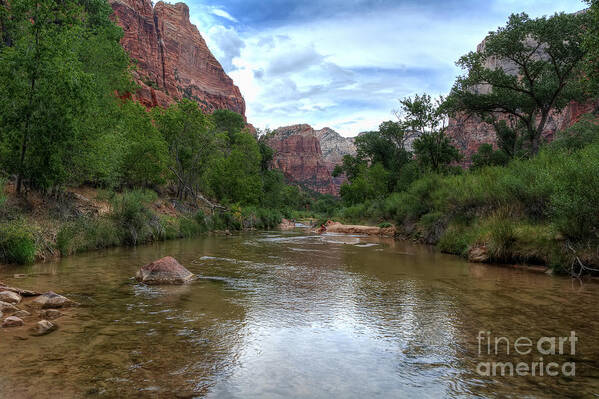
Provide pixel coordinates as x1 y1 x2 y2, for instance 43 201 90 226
0 0 131 194
447 12 589 155
471 143 510 169
153 99 217 200
120 101 168 187
583 0 599 95
413 131 462 172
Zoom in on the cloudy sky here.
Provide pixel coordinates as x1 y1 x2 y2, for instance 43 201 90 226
180 0 586 136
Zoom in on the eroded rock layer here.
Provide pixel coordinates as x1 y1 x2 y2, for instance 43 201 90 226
110 0 245 116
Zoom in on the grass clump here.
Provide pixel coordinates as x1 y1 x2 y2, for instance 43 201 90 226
0 221 36 264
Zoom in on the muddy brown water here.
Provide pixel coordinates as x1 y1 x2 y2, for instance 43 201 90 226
0 231 598 398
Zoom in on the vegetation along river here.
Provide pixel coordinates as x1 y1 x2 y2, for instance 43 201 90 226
1 231 598 398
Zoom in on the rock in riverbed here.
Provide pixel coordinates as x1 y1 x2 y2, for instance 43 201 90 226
2 316 24 328
30 320 56 336
14 310 30 318
32 292 75 309
136 256 194 285
0 301 18 313
0 290 22 304
39 309 63 320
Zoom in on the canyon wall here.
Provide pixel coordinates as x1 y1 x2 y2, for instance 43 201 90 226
267 125 355 196
446 38 597 164
109 0 245 116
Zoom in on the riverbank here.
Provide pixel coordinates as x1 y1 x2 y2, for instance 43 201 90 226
0 184 287 266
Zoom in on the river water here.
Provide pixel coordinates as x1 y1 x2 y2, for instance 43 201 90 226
0 231 598 398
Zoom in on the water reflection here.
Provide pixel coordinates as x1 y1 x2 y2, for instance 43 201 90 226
0 231 598 398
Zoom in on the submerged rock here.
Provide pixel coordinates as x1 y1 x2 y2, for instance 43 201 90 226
0 301 19 313
2 316 24 328
14 310 30 318
31 320 57 336
32 292 75 309
136 256 194 285
39 309 63 320
0 290 22 304
278 219 296 231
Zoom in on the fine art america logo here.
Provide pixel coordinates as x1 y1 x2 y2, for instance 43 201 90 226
476 331 577 377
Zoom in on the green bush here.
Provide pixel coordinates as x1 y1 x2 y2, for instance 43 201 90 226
110 189 159 245
378 222 392 228
438 224 477 257
0 221 36 264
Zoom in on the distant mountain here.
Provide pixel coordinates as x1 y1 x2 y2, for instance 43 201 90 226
314 128 357 164
267 125 355 196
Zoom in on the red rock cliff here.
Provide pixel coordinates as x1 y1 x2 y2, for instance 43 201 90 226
267 125 341 196
110 0 245 116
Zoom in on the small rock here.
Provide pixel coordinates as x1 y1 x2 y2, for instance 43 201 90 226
136 257 194 285
14 310 30 318
2 316 24 328
30 320 57 336
468 246 489 263
0 290 22 304
0 301 19 313
39 309 63 320
32 292 74 309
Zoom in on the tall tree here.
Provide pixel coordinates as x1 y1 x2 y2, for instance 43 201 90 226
447 12 589 155
0 0 131 193
583 0 599 96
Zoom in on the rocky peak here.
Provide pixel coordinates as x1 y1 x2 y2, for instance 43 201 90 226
110 0 245 116
314 127 356 164
267 125 340 195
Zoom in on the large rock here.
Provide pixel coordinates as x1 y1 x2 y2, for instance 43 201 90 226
32 292 74 309
2 316 24 328
268 125 342 195
109 0 246 116
30 320 57 336
136 256 194 285
0 291 21 304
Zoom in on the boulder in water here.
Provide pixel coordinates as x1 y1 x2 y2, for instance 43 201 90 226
31 320 57 336
2 316 24 328
136 256 194 285
0 301 18 313
39 309 63 320
0 290 22 304
32 292 75 309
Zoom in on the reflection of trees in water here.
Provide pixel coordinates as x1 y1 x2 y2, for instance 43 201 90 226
3 233 599 397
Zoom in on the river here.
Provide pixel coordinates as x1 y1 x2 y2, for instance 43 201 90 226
0 231 598 398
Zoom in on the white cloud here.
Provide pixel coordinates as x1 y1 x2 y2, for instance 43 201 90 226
210 7 238 22
194 0 587 137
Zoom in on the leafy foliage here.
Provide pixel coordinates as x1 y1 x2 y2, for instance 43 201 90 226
447 12 590 155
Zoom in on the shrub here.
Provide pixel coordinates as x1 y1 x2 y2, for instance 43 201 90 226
438 224 477 257
549 142 599 240
378 222 392 228
0 221 36 264
110 189 159 245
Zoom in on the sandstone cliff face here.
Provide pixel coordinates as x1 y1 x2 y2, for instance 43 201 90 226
314 127 356 165
110 0 245 116
446 38 597 164
267 125 342 196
